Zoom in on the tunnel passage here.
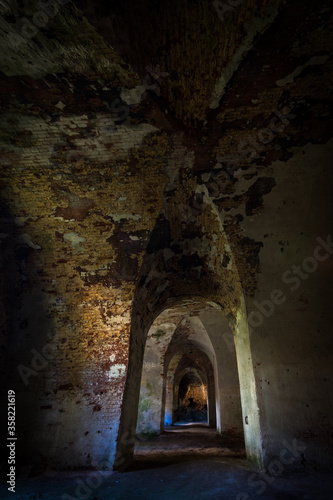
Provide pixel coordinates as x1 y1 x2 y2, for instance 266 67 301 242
165 347 215 428
117 293 263 470
136 302 219 437
135 298 248 446
174 370 208 424
128 299 253 469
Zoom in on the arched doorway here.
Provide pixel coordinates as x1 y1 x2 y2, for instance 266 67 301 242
115 187 263 470
163 347 216 428
115 296 263 470
173 368 208 424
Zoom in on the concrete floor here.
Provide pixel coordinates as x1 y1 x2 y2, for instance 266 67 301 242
1 427 332 499
135 425 246 464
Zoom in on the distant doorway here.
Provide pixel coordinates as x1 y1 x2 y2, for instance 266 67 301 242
174 371 208 424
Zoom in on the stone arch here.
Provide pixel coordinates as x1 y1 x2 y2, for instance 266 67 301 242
164 348 215 427
115 185 263 469
172 356 210 425
174 370 207 423
115 295 262 469
136 304 218 435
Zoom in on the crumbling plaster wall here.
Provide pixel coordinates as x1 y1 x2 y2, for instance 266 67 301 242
114 0 333 470
0 0 172 469
0 107 167 468
242 143 333 468
205 0 333 468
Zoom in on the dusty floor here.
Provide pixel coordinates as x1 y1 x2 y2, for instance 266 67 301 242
1 426 332 499
134 425 246 465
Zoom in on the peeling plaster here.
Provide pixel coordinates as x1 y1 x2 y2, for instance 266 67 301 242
121 85 147 105
108 213 142 222
63 232 86 252
276 55 330 87
107 364 126 379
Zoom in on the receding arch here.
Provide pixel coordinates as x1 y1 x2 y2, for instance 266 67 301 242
115 295 263 470
116 184 263 469
164 348 216 427
174 368 208 424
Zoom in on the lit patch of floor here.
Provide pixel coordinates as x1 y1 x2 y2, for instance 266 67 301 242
134 425 245 467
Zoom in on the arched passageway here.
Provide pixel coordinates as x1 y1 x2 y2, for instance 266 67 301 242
164 347 216 428
116 185 263 470
116 296 262 470
173 369 208 424
136 300 242 438
131 299 250 469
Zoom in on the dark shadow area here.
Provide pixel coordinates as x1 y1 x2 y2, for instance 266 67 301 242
2 460 333 500
0 187 55 478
